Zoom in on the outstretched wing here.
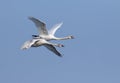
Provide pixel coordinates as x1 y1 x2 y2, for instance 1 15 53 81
21 39 37 50
29 17 48 35
44 44 62 57
49 22 63 36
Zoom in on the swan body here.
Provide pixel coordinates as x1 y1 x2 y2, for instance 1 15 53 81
21 38 63 57
29 17 74 41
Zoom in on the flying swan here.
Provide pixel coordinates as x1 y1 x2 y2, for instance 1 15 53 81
21 38 64 57
29 17 74 41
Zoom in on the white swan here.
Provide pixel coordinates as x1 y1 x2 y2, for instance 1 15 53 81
29 17 74 41
21 38 63 57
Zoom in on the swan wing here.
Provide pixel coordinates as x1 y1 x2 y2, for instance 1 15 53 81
29 17 48 35
49 22 63 36
44 44 62 57
21 39 37 50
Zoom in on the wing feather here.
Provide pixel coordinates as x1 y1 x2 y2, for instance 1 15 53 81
29 17 48 35
21 39 38 50
44 44 62 57
49 22 63 36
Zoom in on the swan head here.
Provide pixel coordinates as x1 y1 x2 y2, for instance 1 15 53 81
67 35 74 39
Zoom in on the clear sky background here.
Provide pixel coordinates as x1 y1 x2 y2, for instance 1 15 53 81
0 0 120 83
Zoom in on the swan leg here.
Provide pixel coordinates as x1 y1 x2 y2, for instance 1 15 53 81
32 35 39 37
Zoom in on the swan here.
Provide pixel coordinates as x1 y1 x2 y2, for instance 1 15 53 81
21 38 64 57
29 17 74 41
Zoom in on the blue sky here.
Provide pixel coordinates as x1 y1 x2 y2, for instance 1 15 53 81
0 0 120 83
